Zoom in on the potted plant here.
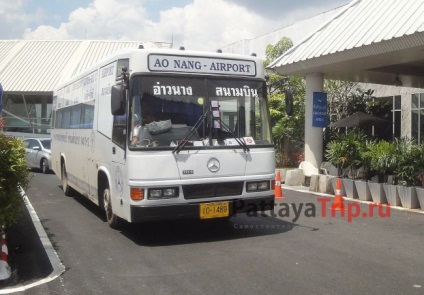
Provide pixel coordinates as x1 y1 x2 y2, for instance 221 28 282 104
325 130 366 199
354 137 373 201
394 138 420 209
326 134 347 197
365 140 394 204
325 134 350 178
375 140 401 206
412 143 424 210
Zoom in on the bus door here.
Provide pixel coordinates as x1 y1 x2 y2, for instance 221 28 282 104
110 113 127 206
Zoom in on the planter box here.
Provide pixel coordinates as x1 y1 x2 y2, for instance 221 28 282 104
309 174 319 192
285 169 305 186
368 181 387 204
382 184 401 206
342 178 358 199
396 186 419 209
318 175 333 194
354 180 372 201
414 187 424 210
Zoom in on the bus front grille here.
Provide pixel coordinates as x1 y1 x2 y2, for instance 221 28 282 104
183 182 244 199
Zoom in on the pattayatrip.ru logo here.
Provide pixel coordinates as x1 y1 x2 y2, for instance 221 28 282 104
233 198 391 223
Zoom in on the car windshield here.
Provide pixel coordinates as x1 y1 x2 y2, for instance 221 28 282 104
128 75 272 149
40 139 51 149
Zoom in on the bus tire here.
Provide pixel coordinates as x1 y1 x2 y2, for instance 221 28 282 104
61 162 73 196
102 185 121 229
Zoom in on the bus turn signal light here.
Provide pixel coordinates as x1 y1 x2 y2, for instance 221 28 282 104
130 188 144 201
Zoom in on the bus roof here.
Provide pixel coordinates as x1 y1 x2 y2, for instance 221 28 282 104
55 47 265 91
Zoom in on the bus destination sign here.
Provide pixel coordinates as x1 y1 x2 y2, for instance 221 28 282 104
148 54 256 76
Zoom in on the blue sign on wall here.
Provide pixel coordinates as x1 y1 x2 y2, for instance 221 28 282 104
312 92 327 128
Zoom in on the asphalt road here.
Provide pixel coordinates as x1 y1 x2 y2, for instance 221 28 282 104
4 172 424 294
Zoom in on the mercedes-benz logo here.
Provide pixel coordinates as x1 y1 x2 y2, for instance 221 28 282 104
207 158 220 173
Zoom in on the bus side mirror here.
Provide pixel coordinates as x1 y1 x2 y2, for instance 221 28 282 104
111 85 126 116
285 88 293 116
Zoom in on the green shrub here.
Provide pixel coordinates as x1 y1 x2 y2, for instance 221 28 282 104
325 130 367 178
275 149 304 168
393 137 420 186
0 134 31 227
365 140 396 182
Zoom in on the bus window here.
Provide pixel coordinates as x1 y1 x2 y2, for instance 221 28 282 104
112 113 127 148
128 75 271 148
62 108 71 129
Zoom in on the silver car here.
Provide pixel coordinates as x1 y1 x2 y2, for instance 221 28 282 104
23 138 52 174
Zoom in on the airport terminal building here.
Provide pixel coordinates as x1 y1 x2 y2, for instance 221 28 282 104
0 40 170 134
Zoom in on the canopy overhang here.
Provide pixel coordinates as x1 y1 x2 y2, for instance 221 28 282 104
269 0 424 89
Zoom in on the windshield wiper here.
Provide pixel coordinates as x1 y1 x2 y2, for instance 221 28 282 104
173 109 210 155
172 108 250 154
219 119 250 152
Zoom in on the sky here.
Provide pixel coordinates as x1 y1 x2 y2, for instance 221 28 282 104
0 0 350 51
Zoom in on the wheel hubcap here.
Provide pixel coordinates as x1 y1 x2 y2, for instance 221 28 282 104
104 189 112 219
62 170 67 188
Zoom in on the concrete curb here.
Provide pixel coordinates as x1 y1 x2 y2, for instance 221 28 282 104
282 184 424 215
0 189 66 294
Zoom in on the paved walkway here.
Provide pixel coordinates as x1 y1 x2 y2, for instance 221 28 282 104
0 182 422 293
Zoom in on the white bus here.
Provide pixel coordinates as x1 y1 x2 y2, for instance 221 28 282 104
51 47 275 228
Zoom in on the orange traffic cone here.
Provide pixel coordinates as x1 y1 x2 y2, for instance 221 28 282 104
0 231 11 280
331 178 345 211
274 171 284 199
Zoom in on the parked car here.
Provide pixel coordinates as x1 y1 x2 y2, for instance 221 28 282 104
23 138 52 174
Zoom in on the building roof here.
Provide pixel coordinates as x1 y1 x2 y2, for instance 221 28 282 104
0 40 170 93
269 0 424 88
222 5 344 59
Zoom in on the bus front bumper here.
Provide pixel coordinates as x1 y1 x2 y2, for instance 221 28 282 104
130 195 275 222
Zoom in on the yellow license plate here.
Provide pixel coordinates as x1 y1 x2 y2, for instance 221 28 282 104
200 202 230 219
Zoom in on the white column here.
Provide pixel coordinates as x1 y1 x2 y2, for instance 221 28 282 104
304 73 324 168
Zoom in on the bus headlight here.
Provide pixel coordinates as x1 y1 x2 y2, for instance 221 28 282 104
247 182 258 191
148 187 179 199
163 188 178 197
246 181 270 192
149 189 163 199
257 181 269 190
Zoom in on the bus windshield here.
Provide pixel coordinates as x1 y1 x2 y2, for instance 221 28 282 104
129 75 272 149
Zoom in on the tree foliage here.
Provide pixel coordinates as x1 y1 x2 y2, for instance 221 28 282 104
265 37 306 166
325 80 359 122
325 82 392 123
264 37 294 96
325 130 368 178
0 135 31 227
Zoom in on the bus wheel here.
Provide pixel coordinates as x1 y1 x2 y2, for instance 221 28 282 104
102 186 121 229
61 163 72 196
41 158 49 174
